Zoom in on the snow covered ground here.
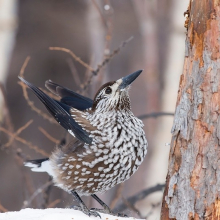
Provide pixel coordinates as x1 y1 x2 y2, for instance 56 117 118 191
0 208 143 220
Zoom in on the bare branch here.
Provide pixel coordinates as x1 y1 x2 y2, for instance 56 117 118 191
18 57 56 124
0 201 8 213
0 126 49 157
92 36 133 76
138 112 174 120
113 183 165 212
81 36 134 92
4 120 33 147
18 81 55 124
38 127 59 145
49 47 94 73
19 56 30 78
49 36 133 95
40 87 58 100
121 197 141 217
110 182 124 209
22 180 53 209
47 199 61 208
66 58 81 87
41 177 53 208
144 202 161 219
91 0 107 28
103 0 114 56
0 69 37 206
78 55 94 95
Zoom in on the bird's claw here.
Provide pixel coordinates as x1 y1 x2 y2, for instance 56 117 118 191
87 209 101 218
117 212 128 217
71 205 101 218
90 207 127 217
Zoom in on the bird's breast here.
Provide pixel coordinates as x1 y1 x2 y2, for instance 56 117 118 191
86 113 148 189
51 112 147 195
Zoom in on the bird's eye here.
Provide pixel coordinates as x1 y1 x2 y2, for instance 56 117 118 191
105 87 112 94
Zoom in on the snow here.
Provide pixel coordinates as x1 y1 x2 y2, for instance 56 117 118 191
0 208 143 220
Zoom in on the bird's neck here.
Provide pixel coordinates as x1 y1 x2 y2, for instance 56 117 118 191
93 96 131 113
86 109 134 125
93 107 132 115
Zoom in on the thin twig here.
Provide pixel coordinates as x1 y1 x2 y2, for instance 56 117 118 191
121 197 141 217
93 36 133 76
42 176 53 208
4 120 33 147
18 57 56 124
19 56 30 78
91 0 107 28
78 55 94 95
66 58 82 87
110 182 124 209
144 202 161 219
91 0 114 90
49 47 95 73
0 201 8 212
47 199 61 208
14 148 36 208
38 127 59 144
18 81 55 124
40 87 58 100
0 127 49 157
50 37 133 94
21 161 36 208
103 0 114 57
113 183 165 212
138 112 174 120
81 36 134 91
16 148 30 162
0 68 37 207
22 180 53 209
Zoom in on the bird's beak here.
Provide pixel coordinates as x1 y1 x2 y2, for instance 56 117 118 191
118 70 143 90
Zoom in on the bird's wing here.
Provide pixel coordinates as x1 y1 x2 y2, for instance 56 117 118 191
45 80 93 111
69 108 96 134
19 77 93 144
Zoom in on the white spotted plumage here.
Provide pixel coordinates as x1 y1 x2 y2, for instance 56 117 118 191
48 105 147 195
24 72 148 198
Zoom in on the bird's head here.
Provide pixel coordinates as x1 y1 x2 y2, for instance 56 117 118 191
92 70 142 113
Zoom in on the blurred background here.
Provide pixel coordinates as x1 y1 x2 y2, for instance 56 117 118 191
0 0 188 219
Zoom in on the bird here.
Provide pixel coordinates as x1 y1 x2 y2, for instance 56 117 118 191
18 70 148 218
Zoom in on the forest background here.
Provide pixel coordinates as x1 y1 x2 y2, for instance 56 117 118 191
0 1 188 219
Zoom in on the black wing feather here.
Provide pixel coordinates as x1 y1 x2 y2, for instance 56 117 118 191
45 80 93 110
19 77 92 144
25 158 49 167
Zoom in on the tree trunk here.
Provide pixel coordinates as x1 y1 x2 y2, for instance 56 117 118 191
161 1 220 219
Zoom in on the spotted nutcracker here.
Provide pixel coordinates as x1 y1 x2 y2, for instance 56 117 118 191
19 70 148 217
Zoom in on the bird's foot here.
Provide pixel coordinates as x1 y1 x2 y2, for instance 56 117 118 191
71 205 101 218
91 207 127 217
116 212 128 217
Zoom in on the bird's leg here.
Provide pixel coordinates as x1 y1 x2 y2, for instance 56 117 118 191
91 194 111 213
71 191 101 218
91 194 127 217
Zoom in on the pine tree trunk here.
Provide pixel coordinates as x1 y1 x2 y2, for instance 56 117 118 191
161 1 220 219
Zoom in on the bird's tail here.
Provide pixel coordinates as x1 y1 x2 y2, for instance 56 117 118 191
24 158 55 176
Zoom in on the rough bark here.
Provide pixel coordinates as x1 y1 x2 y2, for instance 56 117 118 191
161 0 220 219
